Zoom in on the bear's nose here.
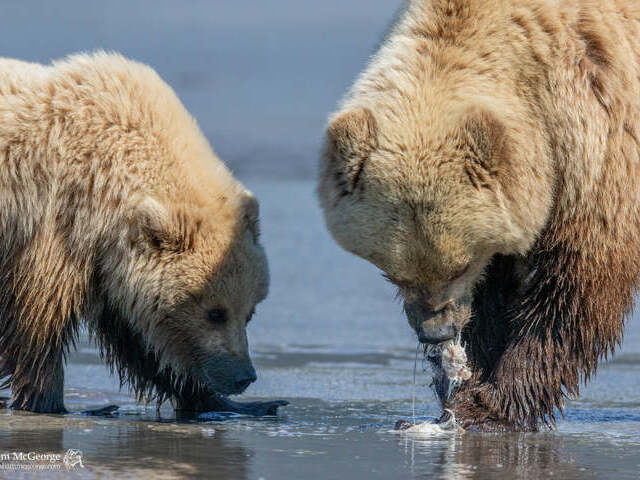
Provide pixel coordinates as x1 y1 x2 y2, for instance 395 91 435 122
417 321 457 344
234 369 257 391
405 300 458 344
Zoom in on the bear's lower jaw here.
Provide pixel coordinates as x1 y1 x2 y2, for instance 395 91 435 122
198 373 247 397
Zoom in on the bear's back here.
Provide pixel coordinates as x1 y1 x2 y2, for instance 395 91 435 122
0 52 242 224
0 58 49 96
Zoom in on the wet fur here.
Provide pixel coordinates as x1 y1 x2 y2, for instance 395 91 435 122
320 0 640 431
0 52 265 413
450 1 640 432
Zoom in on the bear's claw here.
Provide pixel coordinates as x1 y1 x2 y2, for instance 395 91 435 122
174 392 289 417
209 396 289 416
81 404 120 416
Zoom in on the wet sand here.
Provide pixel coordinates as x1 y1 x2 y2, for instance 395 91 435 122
2 181 640 479
1 1 640 479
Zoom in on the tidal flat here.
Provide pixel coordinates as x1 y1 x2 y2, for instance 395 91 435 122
2 181 640 479
1 1 640 478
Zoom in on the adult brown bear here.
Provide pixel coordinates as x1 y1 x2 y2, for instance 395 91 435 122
0 52 285 416
319 0 640 430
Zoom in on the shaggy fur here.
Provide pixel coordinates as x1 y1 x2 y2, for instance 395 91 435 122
319 0 640 431
0 52 269 413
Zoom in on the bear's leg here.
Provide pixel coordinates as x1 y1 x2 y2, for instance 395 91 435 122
9 360 118 416
10 351 67 414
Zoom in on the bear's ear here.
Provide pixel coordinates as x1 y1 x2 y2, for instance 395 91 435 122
133 196 185 252
460 109 508 174
241 193 260 243
326 107 378 194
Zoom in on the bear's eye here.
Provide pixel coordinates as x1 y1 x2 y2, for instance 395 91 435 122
246 308 256 325
448 265 470 282
208 309 228 325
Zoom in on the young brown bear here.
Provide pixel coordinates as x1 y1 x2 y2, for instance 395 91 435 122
319 0 640 431
0 52 285 416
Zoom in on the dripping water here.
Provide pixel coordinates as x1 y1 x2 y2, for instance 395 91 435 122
412 341 420 425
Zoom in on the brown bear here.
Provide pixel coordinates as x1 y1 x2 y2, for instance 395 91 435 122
319 0 640 431
0 52 285 416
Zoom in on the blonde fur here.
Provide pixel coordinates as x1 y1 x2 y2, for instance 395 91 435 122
0 52 268 412
319 0 640 430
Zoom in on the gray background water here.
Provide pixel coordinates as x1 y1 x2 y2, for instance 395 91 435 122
1 1 640 479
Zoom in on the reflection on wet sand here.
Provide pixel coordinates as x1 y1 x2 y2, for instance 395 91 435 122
398 432 602 480
0 0 638 476
1 393 640 479
1 180 640 480
0 412 251 479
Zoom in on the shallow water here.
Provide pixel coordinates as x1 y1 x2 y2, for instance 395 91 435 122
2 1 640 479
2 181 640 479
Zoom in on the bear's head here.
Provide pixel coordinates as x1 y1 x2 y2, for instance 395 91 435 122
103 189 268 397
319 104 553 344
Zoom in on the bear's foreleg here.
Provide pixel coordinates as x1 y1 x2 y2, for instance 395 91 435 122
0 232 89 414
444 385 538 432
10 350 67 414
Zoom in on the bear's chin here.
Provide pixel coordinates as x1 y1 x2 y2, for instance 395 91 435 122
193 371 238 397
407 301 472 345
192 358 256 397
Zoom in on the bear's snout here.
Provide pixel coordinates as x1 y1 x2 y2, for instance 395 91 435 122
405 301 470 344
198 355 258 395
232 366 257 393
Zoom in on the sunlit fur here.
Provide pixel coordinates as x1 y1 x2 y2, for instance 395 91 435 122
319 0 640 430
0 52 268 413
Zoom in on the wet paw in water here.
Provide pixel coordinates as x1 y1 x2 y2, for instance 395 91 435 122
81 404 120 416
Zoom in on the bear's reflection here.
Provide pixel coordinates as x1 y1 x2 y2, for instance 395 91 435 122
0 411 251 479
401 433 587 479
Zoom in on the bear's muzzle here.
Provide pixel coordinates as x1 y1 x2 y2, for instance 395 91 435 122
405 301 470 344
